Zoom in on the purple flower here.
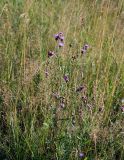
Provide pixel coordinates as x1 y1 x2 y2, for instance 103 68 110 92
59 42 64 47
54 32 65 47
64 75 69 83
54 32 64 41
84 44 89 50
54 34 59 41
60 36 64 41
76 86 84 92
48 51 54 58
79 152 84 158
81 48 86 54
81 44 89 54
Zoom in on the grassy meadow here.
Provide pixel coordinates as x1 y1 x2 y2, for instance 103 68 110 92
0 0 124 159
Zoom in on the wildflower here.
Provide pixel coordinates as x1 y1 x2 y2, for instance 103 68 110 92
54 32 64 47
84 44 89 50
76 86 84 92
59 35 64 41
79 152 84 158
54 34 59 41
63 75 69 83
59 42 64 47
48 51 54 58
81 48 86 54
54 32 64 41
81 44 89 54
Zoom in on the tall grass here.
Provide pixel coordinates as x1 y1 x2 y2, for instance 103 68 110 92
0 0 124 159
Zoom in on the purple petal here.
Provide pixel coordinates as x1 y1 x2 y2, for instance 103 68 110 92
59 42 64 47
81 44 89 54
81 49 86 54
79 152 84 158
84 44 89 49
64 75 69 82
60 36 64 41
54 34 59 41
54 32 64 42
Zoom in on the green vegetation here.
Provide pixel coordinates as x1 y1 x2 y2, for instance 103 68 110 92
0 0 124 159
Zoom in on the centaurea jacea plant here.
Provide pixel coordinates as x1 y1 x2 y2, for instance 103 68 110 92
59 42 64 47
54 32 64 41
63 75 69 83
79 152 84 158
81 44 89 54
54 32 64 47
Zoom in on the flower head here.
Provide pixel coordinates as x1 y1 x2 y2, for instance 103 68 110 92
84 44 89 50
81 44 89 54
48 51 54 58
79 152 84 158
54 32 64 47
54 32 64 41
54 34 59 41
81 48 86 54
59 42 64 47
64 75 69 83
